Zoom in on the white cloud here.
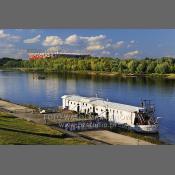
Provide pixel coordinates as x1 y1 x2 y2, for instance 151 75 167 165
86 44 104 51
15 49 28 59
105 43 112 48
0 30 10 39
64 34 111 53
113 41 125 49
24 35 41 44
130 40 135 44
0 30 22 58
101 50 111 56
80 34 106 43
43 36 63 46
47 46 60 52
79 35 106 52
124 50 140 58
0 47 27 59
82 35 106 47
0 30 21 42
65 34 79 45
127 40 136 48
0 43 14 49
9 35 21 41
0 30 140 58
15 29 24 31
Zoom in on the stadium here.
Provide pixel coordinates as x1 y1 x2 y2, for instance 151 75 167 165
28 52 91 60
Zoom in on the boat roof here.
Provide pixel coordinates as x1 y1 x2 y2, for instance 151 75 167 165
61 95 102 103
61 95 144 112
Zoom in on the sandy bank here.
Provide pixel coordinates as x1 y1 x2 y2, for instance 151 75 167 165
79 130 155 145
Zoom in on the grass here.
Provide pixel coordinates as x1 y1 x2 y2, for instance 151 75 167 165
0 112 91 145
165 73 175 79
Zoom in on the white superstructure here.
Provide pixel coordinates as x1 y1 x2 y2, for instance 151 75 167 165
61 95 159 133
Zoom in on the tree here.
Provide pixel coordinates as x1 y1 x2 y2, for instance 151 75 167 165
127 60 138 73
146 62 156 73
136 62 147 73
1 56 175 74
155 62 170 74
4 60 21 67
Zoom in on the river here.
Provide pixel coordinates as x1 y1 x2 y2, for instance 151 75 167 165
0 70 175 144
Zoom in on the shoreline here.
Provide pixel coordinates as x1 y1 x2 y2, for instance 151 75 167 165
1 67 175 79
0 98 167 145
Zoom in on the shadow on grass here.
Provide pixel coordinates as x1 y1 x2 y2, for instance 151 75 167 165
0 127 70 139
3 115 18 119
0 115 17 119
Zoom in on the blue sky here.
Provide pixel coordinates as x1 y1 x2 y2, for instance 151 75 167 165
1 29 175 59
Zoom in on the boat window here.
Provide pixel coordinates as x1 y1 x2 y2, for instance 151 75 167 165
96 108 98 111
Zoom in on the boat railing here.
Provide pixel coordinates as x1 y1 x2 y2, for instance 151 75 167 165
140 99 155 113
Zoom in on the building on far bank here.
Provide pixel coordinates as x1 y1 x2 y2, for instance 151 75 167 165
28 52 91 60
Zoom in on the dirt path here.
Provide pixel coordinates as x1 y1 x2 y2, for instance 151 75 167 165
79 130 155 145
0 100 34 113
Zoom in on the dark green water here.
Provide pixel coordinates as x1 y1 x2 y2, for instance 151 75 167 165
0 70 175 143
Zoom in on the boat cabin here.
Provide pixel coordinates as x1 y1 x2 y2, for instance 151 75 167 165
61 95 152 126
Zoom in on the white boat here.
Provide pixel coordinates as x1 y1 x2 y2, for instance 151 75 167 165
61 95 159 133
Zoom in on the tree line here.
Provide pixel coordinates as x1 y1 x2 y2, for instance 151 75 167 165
0 57 175 74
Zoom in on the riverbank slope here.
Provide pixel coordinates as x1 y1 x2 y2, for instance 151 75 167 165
0 99 162 145
0 111 91 145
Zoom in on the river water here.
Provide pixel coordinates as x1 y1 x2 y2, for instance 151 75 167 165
0 70 175 143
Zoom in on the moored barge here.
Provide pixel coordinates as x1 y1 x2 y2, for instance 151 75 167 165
61 95 159 133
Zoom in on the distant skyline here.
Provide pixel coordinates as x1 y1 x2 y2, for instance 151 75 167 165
1 29 175 59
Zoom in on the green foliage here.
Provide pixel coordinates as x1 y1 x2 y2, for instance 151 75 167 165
3 60 22 67
0 57 22 67
155 62 170 74
136 61 147 73
1 57 175 74
146 61 156 73
127 60 138 73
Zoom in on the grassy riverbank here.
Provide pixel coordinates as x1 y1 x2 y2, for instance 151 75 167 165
0 99 167 145
0 112 90 145
13 67 175 80
165 73 175 79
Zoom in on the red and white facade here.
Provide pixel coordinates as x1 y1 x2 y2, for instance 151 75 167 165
28 52 90 60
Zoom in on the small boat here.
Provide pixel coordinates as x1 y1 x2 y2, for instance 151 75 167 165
38 75 46 80
39 107 57 114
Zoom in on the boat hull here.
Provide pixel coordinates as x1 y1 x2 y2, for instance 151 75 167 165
132 124 159 134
